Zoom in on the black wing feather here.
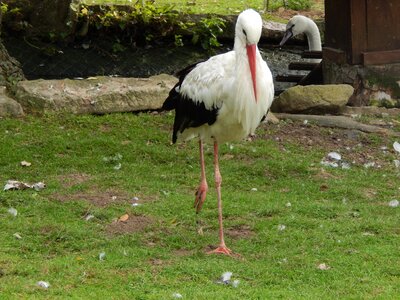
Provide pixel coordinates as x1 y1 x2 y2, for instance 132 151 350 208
162 61 219 143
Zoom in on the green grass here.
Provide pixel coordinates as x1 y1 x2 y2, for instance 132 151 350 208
82 0 323 16
0 112 399 299
83 0 266 15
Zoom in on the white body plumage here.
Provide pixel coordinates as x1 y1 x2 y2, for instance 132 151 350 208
176 9 274 143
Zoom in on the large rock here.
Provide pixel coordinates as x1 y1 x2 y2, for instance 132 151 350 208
271 84 354 114
0 86 24 117
13 74 178 115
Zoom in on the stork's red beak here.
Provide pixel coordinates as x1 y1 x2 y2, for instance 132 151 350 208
246 44 257 102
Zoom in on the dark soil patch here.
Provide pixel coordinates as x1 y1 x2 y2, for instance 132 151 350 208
106 215 153 236
53 187 132 207
262 120 396 168
274 0 325 20
57 173 92 188
226 224 255 240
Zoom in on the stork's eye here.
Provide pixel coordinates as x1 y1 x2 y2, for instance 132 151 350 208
242 29 247 36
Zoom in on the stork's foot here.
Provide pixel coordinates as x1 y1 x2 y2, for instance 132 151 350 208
194 183 208 213
207 245 232 255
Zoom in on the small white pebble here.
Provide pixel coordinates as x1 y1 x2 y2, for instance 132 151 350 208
278 258 288 264
388 200 399 207
99 252 106 261
85 214 94 221
317 263 330 270
303 119 308 125
327 152 341 161
277 224 286 231
7 208 18 217
221 271 232 283
393 141 400 153
132 196 139 201
172 292 183 299
231 279 240 288
37 281 50 289
131 203 141 207
20 160 32 167
32 182 46 191
285 202 292 207
250 188 258 192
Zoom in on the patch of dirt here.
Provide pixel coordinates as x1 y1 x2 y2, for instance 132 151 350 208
261 121 396 168
106 215 153 236
275 7 324 21
271 0 325 21
226 224 255 240
53 188 132 207
57 173 92 188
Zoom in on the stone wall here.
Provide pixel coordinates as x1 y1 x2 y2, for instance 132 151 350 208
323 59 400 107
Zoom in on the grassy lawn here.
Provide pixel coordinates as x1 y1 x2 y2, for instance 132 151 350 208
0 112 399 298
82 0 324 16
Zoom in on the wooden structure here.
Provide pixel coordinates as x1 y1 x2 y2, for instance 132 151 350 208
324 0 400 65
275 51 322 85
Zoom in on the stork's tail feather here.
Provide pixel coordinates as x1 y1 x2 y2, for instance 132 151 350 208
162 85 179 111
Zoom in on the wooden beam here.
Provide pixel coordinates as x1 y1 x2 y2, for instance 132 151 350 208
323 47 347 64
288 62 319 71
301 51 322 59
275 75 304 83
362 49 400 65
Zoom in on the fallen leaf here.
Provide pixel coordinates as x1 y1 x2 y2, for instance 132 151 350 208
13 233 22 239
4 180 46 191
197 226 204 236
85 214 94 221
118 214 129 222
4 180 30 191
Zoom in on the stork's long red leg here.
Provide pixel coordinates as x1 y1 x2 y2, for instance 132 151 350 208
194 140 208 213
208 141 232 255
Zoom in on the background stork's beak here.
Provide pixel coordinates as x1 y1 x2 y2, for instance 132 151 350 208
279 28 293 47
246 44 257 102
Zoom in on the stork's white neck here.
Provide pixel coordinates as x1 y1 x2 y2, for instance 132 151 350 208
304 21 321 51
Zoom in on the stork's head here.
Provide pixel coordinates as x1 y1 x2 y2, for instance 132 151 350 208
235 9 263 102
279 15 311 47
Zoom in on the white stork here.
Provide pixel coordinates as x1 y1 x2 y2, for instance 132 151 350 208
162 9 274 255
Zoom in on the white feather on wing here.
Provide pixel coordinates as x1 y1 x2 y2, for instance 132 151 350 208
179 52 236 110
